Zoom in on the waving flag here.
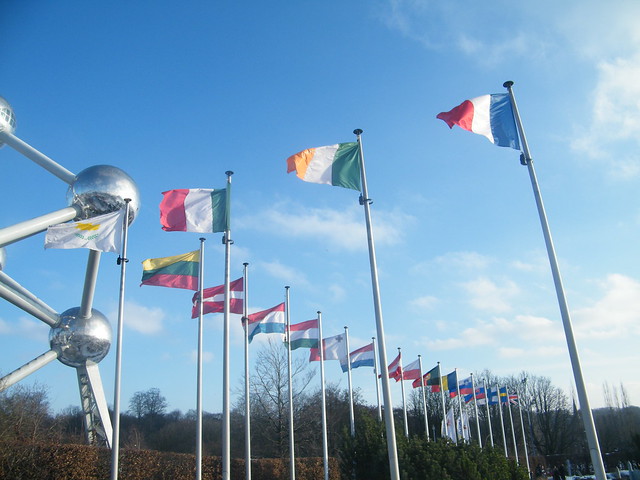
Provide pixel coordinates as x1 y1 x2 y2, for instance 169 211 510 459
487 386 500 405
437 93 520 150
141 250 199 290
246 303 285 343
499 386 508 403
347 342 375 371
288 319 319 350
191 277 243 318
509 393 519 405
286 142 361 191
458 376 473 395
45 209 125 253
383 353 402 381
412 364 440 392
441 370 458 398
160 188 228 233
401 359 422 381
309 333 347 364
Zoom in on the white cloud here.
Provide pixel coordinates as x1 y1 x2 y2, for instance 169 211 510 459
434 251 492 271
409 295 438 310
238 203 414 252
256 260 310 289
573 274 640 338
461 277 519 313
190 350 214 363
122 300 165 335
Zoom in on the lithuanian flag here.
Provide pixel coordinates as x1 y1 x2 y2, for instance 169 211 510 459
141 250 199 290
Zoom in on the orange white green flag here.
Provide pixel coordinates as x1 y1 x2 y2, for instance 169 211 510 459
286 142 361 191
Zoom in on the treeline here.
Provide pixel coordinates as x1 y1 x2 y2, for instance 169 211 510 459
1 340 639 477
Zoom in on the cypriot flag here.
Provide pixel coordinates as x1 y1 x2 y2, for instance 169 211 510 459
45 209 125 253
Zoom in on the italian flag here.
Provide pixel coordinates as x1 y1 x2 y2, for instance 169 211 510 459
160 188 228 233
288 319 319 350
286 142 361 191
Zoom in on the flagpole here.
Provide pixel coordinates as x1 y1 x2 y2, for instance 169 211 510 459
110 200 131 480
455 368 463 443
470 373 482 448
484 381 494 448
285 286 296 480
242 263 251 480
372 337 382 422
516 389 531 476
506 391 519 465
504 80 606 480
222 171 234 480
397 348 408 438
196 237 205 480
317 311 329 480
354 129 400 480
497 385 508 457
418 355 429 440
344 326 355 437
437 362 446 440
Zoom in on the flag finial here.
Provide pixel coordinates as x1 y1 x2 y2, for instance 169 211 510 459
503 80 514 88
353 128 363 135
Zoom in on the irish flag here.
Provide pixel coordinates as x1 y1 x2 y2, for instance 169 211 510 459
288 319 319 350
160 188 228 233
286 142 361 191
437 93 520 150
141 250 199 290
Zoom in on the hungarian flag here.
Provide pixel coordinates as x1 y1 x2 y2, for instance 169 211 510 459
191 277 243 318
288 319 319 350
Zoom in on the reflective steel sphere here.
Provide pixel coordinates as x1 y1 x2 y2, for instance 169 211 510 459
0 96 17 145
49 307 112 367
0 247 5 271
67 165 140 223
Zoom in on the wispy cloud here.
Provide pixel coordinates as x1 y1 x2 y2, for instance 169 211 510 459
461 277 519 313
256 260 310 289
119 300 165 335
239 203 415 252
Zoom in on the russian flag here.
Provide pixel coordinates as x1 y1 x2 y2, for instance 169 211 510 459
437 93 520 150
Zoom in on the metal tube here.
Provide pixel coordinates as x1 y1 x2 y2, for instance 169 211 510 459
372 337 382 422
196 238 205 480
344 326 355 437
0 270 59 322
0 349 59 391
285 286 296 480
80 250 101 319
0 206 80 248
318 312 329 480
222 172 233 480
0 131 76 184
243 263 251 480
0 279 59 326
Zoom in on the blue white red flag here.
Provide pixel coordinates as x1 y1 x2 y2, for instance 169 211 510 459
437 93 520 150
458 376 473 395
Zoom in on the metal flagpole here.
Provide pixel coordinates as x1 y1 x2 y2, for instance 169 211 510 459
470 373 482 448
398 348 409 438
344 326 355 437
455 369 464 443
516 389 531 476
484 381 494 448
354 129 400 480
242 263 251 480
196 237 206 480
506 391 519 465
497 385 508 457
504 80 606 480
110 200 131 480
222 171 234 480
285 286 296 480
438 362 446 440
317 312 329 480
372 337 382 422
418 355 429 440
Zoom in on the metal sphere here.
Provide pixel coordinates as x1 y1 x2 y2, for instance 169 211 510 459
67 165 140 223
0 96 17 145
49 307 112 368
0 248 5 271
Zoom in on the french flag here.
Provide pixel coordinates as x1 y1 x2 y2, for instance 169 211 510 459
437 93 520 150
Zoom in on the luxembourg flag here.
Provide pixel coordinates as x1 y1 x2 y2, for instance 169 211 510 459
346 342 375 371
286 142 361 191
437 93 520 150
246 303 286 343
160 188 228 233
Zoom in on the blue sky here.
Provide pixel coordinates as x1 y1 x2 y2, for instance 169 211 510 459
1 0 640 419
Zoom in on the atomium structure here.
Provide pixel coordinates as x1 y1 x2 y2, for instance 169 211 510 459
0 96 140 447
